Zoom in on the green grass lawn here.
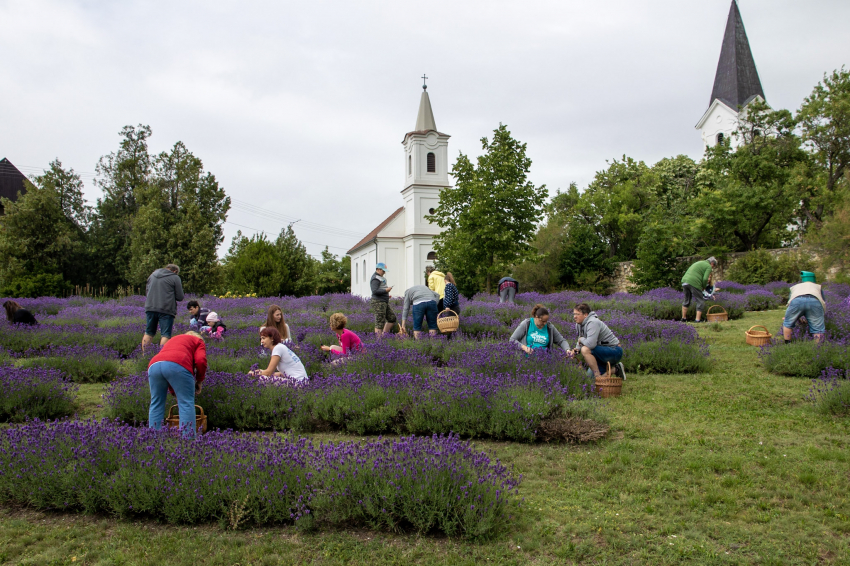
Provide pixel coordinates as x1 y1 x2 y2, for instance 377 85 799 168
2 310 849 565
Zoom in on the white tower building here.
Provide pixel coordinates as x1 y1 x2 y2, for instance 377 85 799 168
348 82 450 297
695 0 766 151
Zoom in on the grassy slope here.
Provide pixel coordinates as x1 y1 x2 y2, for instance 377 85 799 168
2 310 849 565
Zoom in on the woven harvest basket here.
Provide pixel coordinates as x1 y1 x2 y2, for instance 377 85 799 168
166 404 208 435
436 309 460 333
706 305 728 322
595 363 623 398
745 325 772 347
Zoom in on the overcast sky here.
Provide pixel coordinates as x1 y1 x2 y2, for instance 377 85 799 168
2 0 848 258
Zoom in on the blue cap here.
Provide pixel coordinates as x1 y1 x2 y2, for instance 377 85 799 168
376 263 388 271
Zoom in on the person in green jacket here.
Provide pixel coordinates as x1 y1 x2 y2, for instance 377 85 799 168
681 257 717 323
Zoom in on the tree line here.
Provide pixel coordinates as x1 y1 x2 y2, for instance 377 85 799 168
430 68 850 296
0 125 350 298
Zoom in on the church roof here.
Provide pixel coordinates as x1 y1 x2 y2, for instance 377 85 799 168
415 89 437 132
709 0 765 110
347 206 404 254
0 158 28 203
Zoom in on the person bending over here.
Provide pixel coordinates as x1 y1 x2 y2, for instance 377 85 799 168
783 274 827 343
251 327 309 383
147 331 206 438
572 303 625 379
187 300 209 331
400 285 441 339
3 300 37 325
509 304 571 354
321 313 363 362
498 276 519 304
681 257 717 323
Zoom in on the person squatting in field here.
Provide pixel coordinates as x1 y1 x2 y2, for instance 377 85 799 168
320 312 363 365
509 304 571 354
250 326 309 384
573 303 626 380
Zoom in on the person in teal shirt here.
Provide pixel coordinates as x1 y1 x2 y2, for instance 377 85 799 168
681 257 717 323
509 304 571 354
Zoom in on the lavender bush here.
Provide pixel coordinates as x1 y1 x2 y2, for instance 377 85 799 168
806 366 850 416
0 419 521 538
0 365 78 422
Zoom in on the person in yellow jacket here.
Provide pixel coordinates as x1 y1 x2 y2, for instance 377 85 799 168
426 266 446 311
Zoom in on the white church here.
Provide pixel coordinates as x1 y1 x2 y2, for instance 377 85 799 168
349 0 765 297
347 84 449 297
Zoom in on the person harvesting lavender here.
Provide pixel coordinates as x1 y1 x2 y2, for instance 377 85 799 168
498 276 519 304
3 300 37 325
261 304 292 343
251 327 308 383
370 263 396 335
681 257 717 323
400 285 441 339
187 300 209 330
426 266 446 311
321 313 363 360
142 264 184 351
783 273 827 343
572 303 625 379
148 331 206 438
509 304 571 354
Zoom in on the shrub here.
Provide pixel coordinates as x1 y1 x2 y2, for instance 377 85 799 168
806 367 850 416
726 249 819 285
0 365 78 422
761 341 850 378
0 272 72 298
621 341 712 374
0 420 521 539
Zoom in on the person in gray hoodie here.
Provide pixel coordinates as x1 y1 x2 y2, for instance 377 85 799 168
509 304 571 354
142 264 185 351
572 302 625 379
400 285 441 339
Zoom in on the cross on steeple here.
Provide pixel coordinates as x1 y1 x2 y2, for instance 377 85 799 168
421 74 428 90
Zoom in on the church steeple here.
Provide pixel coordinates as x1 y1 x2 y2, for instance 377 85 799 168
414 88 437 132
710 0 765 109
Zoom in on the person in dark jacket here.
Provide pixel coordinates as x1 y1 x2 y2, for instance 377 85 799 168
572 303 625 379
187 300 209 331
148 331 207 438
370 262 397 335
509 304 571 354
3 300 37 325
142 264 185 351
498 276 519 304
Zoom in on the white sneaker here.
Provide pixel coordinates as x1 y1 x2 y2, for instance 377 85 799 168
616 362 626 380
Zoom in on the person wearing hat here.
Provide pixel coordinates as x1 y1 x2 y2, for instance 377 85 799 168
681 257 718 323
783 272 826 343
201 311 227 340
370 263 397 335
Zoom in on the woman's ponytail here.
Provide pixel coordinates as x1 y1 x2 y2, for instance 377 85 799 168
530 304 549 318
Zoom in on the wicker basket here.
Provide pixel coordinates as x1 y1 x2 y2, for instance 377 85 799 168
706 305 728 322
437 309 460 333
166 404 208 435
745 325 773 347
595 363 623 398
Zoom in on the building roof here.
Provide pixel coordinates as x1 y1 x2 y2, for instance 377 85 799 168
0 158 28 203
415 89 437 132
347 207 404 254
709 0 765 110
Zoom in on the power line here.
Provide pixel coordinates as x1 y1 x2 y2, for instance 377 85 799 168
224 221 350 252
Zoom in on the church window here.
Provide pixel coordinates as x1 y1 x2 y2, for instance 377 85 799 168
716 132 725 145
427 152 436 173
363 260 366 279
355 263 358 283
408 155 412 175
427 252 437 260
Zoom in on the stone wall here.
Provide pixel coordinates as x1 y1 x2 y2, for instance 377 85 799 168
608 247 804 294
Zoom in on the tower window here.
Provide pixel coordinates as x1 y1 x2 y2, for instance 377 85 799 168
427 252 437 261
716 132 725 145
408 155 411 175
427 152 436 173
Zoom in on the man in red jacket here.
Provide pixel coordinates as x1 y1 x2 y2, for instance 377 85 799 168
148 331 207 438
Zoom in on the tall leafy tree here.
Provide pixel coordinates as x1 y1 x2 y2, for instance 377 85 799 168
315 248 351 295
223 227 316 297
428 124 548 294
33 159 90 228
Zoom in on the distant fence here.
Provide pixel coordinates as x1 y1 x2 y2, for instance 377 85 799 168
608 248 803 293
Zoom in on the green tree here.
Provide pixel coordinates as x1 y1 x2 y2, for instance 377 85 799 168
315 248 351 295
428 124 548 294
33 159 90 228
556 222 614 293
805 189 850 277
797 67 850 225
222 227 316 297
275 226 316 296
629 220 694 292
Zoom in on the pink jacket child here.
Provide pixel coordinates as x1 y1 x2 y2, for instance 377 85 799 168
201 311 227 340
321 313 362 357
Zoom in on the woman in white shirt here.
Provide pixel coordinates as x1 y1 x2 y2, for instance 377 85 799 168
250 327 309 383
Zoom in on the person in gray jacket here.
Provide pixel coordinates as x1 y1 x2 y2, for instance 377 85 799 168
509 304 571 354
142 264 184 351
572 303 625 379
400 285 441 339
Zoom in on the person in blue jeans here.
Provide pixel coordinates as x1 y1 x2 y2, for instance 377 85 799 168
783 278 827 343
400 285 440 339
147 331 207 438
142 264 184 352
572 303 625 380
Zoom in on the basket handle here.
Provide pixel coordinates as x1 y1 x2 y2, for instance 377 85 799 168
747 325 770 334
438 309 458 318
707 305 726 314
167 404 205 417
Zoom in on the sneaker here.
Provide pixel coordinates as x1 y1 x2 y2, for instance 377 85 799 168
680 318 688 323
693 319 705 323
586 368 594 380
616 362 626 381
